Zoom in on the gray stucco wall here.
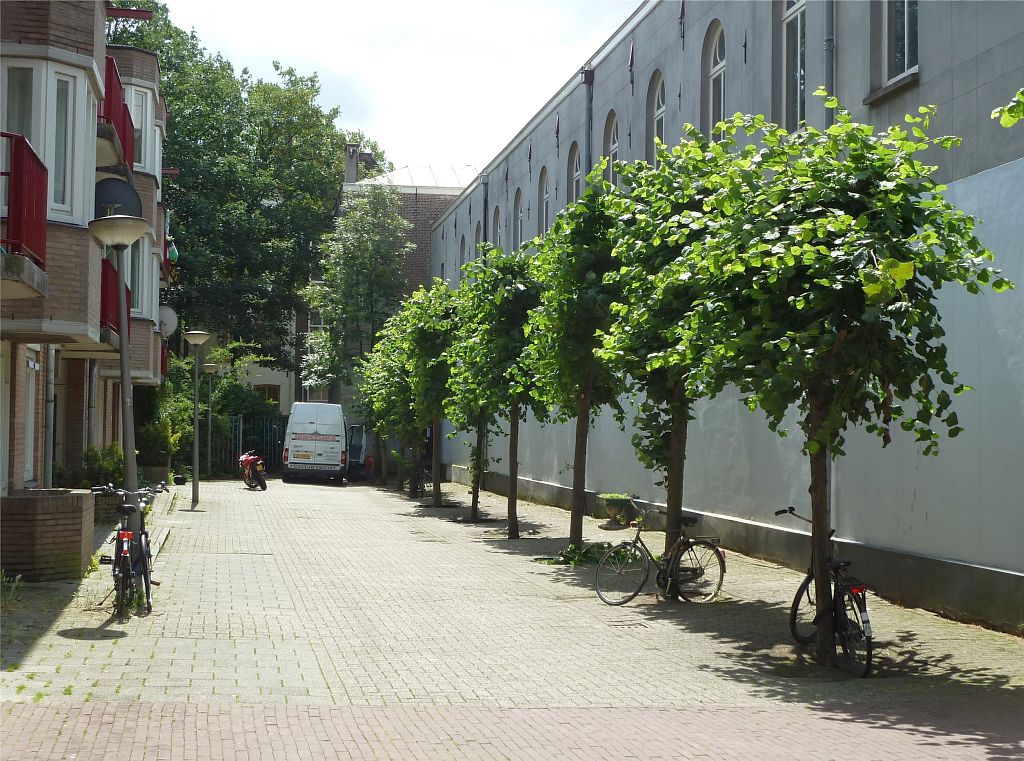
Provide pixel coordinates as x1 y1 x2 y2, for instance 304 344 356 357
429 1 1024 622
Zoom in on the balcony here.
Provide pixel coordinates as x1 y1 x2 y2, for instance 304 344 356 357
0 131 48 300
100 258 131 338
97 56 135 178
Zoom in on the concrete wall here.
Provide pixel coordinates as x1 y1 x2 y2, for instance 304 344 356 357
430 0 1024 627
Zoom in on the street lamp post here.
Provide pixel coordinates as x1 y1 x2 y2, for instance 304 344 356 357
184 330 210 506
202 362 219 477
87 213 150 505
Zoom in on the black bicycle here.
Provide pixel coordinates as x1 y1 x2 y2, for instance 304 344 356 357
93 483 166 621
596 497 725 605
776 506 873 677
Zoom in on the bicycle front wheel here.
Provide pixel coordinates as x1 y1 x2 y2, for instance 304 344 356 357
836 587 873 677
790 573 817 645
596 542 649 605
674 540 725 603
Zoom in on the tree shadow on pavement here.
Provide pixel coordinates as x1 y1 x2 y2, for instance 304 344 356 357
477 529 1023 761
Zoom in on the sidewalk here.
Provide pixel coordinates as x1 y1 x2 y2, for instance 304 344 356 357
1 478 1021 760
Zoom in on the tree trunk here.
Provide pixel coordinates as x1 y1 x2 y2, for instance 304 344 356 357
570 375 593 548
664 382 689 554
408 440 420 499
432 414 442 508
807 383 837 668
470 420 486 522
507 401 521 540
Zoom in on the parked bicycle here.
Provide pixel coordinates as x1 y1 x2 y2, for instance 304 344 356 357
776 506 873 677
596 496 725 605
92 483 167 621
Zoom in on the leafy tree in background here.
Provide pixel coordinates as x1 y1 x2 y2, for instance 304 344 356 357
526 169 624 548
701 97 1012 665
303 184 412 390
108 2 386 366
446 246 546 533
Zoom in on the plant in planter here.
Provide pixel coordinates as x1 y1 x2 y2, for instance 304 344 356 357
136 418 178 484
597 493 635 526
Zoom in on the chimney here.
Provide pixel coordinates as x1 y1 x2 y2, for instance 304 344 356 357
345 143 360 183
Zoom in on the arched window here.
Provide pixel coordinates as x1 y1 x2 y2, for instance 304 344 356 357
783 0 807 130
512 188 524 250
474 221 482 260
459 235 466 275
567 141 582 203
703 24 727 139
537 167 550 234
645 73 666 164
603 111 619 183
493 206 502 249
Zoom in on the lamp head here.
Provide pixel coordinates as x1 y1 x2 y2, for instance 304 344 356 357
183 330 211 347
88 214 150 249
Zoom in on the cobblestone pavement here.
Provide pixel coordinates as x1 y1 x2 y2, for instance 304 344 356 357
2 479 1022 760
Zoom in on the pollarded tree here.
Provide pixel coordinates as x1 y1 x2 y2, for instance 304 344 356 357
599 127 748 553
703 98 1012 666
446 245 546 535
526 168 625 548
357 310 418 491
403 280 458 507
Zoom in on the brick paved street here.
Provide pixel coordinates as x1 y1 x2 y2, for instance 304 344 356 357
2 479 1022 760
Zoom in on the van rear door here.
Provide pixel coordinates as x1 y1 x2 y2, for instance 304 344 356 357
315 404 345 472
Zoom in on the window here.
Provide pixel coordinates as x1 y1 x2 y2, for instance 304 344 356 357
703 24 727 138
474 221 482 260
493 206 502 249
603 111 619 183
512 189 523 249
646 73 666 164
308 310 326 332
459 235 466 272
783 0 806 130
253 385 281 404
887 0 918 79
537 168 550 233
567 142 582 203
130 240 142 306
4 67 33 136
131 89 147 167
53 76 73 206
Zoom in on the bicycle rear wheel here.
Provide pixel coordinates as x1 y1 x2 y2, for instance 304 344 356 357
114 560 132 621
790 573 817 645
836 587 873 677
675 540 725 603
595 542 649 606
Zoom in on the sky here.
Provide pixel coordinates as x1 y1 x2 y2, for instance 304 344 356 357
163 0 642 173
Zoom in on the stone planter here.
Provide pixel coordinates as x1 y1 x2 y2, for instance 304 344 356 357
140 464 171 485
595 495 635 526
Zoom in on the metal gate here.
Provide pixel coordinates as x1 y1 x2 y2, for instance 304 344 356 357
206 414 289 475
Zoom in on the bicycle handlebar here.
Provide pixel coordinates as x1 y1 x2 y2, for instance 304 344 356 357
91 483 168 496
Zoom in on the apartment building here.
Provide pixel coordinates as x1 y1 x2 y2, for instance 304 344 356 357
431 0 1024 628
1 1 171 497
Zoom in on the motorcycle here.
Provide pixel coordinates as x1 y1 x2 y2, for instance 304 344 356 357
239 450 267 490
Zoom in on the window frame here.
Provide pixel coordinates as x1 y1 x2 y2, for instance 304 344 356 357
537 167 550 234
493 206 502 249
886 0 919 81
782 0 807 131
512 188 523 250
709 27 727 139
604 111 619 183
567 142 582 203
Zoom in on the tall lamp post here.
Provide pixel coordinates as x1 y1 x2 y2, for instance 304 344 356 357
88 213 150 504
184 330 210 505
202 362 219 477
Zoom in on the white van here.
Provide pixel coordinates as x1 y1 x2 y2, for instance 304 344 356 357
282 402 347 482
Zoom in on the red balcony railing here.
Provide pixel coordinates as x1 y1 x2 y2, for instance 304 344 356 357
100 258 132 338
1 131 48 269
100 56 135 169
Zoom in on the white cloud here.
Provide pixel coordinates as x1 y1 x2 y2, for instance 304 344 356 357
164 0 639 170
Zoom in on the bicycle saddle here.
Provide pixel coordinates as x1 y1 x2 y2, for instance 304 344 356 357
681 515 698 527
827 559 852 570
117 504 138 515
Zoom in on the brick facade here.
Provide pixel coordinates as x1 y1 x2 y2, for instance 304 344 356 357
108 44 159 85
62 359 88 467
398 192 461 293
0 1 100 58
